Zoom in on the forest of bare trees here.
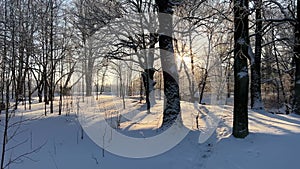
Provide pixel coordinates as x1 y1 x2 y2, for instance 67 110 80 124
0 0 300 166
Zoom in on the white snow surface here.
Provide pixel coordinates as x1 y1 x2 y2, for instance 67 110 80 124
1 95 300 169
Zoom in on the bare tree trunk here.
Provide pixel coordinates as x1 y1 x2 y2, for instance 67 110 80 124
251 0 263 110
59 60 63 115
189 27 195 102
233 0 249 138
142 68 156 112
100 66 108 94
0 76 10 169
294 0 300 114
199 69 208 104
82 35 86 102
85 61 93 96
144 33 158 110
272 29 289 113
38 80 43 103
120 77 125 109
1 2 8 167
226 61 231 99
49 0 54 114
199 33 212 104
85 38 95 97
158 71 162 100
10 1 18 110
139 75 143 103
156 0 181 126
43 23 49 115
28 72 32 110
43 12 49 111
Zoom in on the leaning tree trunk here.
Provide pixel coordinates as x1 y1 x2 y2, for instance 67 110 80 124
251 0 263 110
100 66 108 94
294 0 300 114
199 69 208 104
233 0 249 138
156 0 180 127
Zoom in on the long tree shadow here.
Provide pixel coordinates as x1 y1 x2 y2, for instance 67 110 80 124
248 110 300 135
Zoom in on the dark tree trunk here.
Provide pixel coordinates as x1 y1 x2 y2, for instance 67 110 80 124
1 76 10 169
226 61 231 99
141 68 156 112
100 66 108 94
199 34 212 104
43 14 49 116
156 0 181 127
251 0 263 110
11 3 17 109
233 0 249 138
294 0 300 114
49 0 54 114
28 73 32 110
139 75 143 103
0 4 8 167
85 59 93 96
85 38 95 97
59 60 63 115
189 28 196 102
272 29 289 113
199 69 208 104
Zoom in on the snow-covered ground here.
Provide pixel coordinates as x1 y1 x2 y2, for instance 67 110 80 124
1 95 300 169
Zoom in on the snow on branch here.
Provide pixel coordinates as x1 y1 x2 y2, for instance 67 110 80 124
264 0 296 25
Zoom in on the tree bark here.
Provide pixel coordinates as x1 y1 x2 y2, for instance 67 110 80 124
100 66 108 94
251 0 263 110
294 0 300 114
49 0 54 114
156 0 181 127
199 69 208 104
233 0 249 138
142 68 156 112
0 2 8 167
85 66 93 96
85 38 95 97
